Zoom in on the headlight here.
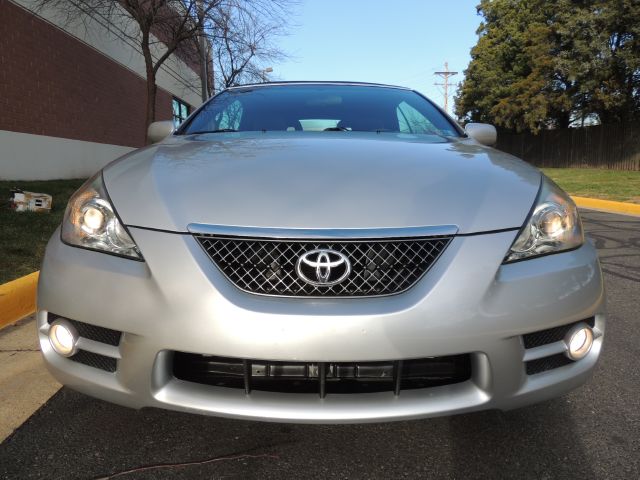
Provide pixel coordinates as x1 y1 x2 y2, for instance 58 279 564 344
61 173 142 260
504 176 583 263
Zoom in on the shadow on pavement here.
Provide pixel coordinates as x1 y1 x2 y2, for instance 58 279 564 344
449 403 595 480
0 388 601 480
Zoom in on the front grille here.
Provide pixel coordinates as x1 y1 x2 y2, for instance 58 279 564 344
173 353 472 397
194 236 452 297
523 317 595 349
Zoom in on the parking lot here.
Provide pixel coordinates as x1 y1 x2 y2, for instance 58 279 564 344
0 209 638 480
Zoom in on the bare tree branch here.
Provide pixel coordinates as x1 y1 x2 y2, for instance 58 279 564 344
208 0 292 91
32 0 295 137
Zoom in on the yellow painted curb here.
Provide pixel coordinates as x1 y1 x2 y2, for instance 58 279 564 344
0 272 39 330
572 196 640 216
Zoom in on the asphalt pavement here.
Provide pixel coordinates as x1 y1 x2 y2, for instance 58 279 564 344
0 210 638 480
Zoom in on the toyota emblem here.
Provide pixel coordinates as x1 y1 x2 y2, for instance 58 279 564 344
296 249 351 286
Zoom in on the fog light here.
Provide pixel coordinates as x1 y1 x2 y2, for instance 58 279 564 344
564 323 594 360
49 319 78 357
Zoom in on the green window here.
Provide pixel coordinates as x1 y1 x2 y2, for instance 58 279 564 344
396 101 439 134
172 98 190 128
214 100 243 130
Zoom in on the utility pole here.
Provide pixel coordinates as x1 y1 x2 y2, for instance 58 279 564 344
434 62 458 113
197 0 208 102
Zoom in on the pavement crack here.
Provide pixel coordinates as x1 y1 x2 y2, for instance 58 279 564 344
0 348 40 352
92 443 288 479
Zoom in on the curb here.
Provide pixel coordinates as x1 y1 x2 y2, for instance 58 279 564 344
0 272 39 330
572 196 640 216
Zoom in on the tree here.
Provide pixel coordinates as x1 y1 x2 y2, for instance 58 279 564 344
36 0 292 131
211 1 287 91
37 0 224 129
455 0 640 132
554 0 640 124
455 0 574 132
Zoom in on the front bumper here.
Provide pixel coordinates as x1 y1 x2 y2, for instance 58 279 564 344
37 227 605 423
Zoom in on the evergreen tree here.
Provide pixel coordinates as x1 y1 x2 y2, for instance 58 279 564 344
455 0 640 132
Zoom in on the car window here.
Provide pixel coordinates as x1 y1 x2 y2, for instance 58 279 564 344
397 101 440 134
215 100 243 131
299 119 340 131
181 85 460 137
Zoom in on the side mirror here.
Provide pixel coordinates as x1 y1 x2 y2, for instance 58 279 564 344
464 123 497 146
147 121 175 144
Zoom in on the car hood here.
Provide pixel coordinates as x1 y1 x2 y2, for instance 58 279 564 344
102 132 541 234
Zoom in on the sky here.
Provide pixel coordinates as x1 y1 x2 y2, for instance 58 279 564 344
271 0 483 115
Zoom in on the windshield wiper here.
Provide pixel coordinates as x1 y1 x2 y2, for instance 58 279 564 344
323 126 350 131
187 129 238 134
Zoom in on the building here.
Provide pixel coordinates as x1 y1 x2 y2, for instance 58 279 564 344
0 0 203 180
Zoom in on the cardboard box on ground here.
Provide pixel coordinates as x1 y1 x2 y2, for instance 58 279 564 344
9 190 53 213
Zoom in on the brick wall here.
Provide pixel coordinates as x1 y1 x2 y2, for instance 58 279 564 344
0 0 177 148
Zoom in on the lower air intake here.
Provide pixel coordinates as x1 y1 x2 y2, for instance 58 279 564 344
70 350 118 372
173 353 472 397
525 354 573 375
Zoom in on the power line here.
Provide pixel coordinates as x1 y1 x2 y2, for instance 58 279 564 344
434 62 458 113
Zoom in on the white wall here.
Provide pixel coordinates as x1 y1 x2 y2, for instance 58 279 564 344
0 130 133 180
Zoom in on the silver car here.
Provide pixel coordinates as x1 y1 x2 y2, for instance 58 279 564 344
38 82 605 423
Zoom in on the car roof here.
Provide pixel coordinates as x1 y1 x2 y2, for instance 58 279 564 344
225 81 412 91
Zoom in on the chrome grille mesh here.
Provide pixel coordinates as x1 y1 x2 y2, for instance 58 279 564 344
194 235 452 297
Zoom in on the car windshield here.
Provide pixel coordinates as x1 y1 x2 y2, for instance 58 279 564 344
179 84 461 137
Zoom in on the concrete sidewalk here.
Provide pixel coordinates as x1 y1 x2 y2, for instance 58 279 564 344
0 316 60 442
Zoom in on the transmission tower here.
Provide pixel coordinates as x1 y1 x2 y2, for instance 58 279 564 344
434 62 458 113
